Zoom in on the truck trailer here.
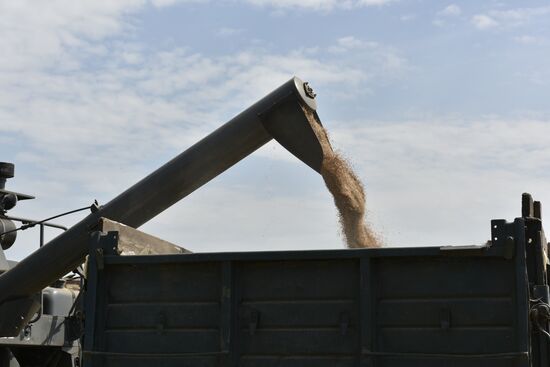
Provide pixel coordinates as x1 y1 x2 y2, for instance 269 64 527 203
0 78 548 366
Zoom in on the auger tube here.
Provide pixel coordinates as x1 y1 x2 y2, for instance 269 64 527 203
0 76 328 303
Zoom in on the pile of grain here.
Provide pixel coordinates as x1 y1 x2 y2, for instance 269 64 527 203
303 107 381 248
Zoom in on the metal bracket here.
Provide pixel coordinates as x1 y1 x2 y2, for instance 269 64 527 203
488 220 517 259
92 230 121 273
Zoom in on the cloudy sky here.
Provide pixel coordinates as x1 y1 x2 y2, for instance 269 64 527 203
2 0 550 260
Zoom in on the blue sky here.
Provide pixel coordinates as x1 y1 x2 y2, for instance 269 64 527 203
2 0 550 259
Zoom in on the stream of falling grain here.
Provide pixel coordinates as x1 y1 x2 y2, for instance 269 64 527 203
303 107 381 248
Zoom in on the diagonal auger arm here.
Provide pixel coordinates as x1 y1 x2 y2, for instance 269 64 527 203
0 77 329 307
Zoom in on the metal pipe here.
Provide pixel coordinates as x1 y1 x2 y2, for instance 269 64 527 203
0 76 325 302
3 215 68 232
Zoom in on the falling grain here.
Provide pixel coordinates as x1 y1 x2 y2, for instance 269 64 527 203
303 107 381 248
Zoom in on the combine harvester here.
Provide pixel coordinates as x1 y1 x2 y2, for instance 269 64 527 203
0 77 548 366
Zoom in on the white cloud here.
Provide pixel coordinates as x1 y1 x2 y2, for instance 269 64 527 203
150 0 208 7
5 0 547 264
439 4 461 17
472 6 550 30
356 0 394 6
513 35 543 44
0 0 408 259
141 184 342 252
0 0 144 71
327 117 550 246
489 6 550 26
514 68 550 86
433 4 461 27
328 36 378 52
471 14 499 30
2 39 404 171
215 27 243 37
243 0 393 11
400 14 416 21
138 115 550 251
432 19 445 27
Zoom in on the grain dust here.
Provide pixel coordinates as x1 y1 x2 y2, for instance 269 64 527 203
303 107 381 248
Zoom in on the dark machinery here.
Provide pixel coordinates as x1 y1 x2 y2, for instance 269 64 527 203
0 77 549 366
84 196 550 367
0 77 323 304
0 77 329 366
0 162 35 252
